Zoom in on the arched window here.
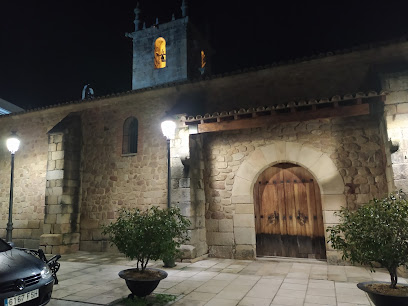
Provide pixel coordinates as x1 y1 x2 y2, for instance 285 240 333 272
154 37 166 69
123 117 138 154
201 50 206 68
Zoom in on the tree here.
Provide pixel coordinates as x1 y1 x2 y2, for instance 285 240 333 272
102 206 190 272
327 192 408 288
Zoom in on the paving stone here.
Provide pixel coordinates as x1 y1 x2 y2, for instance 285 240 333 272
215 284 253 300
306 287 336 297
238 297 272 306
213 273 239 281
195 280 229 293
230 275 260 286
308 279 335 289
48 252 407 306
164 280 205 295
337 294 371 304
275 289 306 298
271 295 304 305
287 272 309 279
157 280 180 289
246 283 278 299
190 271 218 281
305 294 336 305
205 298 240 306
183 291 216 301
49 300 90 306
173 299 206 306
280 282 308 291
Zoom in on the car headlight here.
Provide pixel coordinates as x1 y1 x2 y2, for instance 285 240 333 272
41 265 52 279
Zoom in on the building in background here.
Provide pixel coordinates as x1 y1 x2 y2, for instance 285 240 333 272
0 2 407 263
0 98 24 115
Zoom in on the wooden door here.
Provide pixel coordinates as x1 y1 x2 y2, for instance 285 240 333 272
254 163 326 259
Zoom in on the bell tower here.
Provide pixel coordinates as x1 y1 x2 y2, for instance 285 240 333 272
126 1 211 90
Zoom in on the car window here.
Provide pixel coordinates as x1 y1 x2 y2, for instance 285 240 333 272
0 238 12 252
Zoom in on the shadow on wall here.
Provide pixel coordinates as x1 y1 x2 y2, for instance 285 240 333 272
376 61 408 90
168 90 207 117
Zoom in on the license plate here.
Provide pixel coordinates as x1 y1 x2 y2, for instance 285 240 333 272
4 289 39 306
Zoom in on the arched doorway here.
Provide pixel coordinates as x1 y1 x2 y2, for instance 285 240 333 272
254 163 326 259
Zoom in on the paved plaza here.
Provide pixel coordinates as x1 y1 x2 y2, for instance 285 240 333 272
47 252 405 306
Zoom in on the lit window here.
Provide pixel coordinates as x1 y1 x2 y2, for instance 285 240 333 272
201 50 206 68
154 37 166 69
123 117 138 154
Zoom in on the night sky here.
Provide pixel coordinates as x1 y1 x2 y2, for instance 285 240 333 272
1 1 408 109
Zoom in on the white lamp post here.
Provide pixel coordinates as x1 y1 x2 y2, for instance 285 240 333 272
161 117 176 208
6 133 20 242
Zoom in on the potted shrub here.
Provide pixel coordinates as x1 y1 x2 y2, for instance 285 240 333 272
327 192 408 305
159 207 191 268
102 206 190 298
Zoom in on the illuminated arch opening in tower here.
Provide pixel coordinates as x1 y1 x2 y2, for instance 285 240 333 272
201 50 206 68
154 37 166 69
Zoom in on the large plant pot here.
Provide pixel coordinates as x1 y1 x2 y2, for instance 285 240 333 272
163 256 176 268
357 281 408 306
119 268 168 298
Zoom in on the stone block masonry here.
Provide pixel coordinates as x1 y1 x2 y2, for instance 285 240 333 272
171 124 208 258
382 72 408 193
131 17 189 90
203 115 389 260
0 85 184 252
2 39 408 262
40 114 82 254
77 94 177 252
0 111 68 248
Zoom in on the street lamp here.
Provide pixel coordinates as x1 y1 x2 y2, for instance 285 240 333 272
6 133 20 242
161 117 176 209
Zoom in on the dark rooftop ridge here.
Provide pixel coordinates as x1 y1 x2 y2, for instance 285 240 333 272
2 35 407 119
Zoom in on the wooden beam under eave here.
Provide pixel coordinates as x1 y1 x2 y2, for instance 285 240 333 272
197 103 371 134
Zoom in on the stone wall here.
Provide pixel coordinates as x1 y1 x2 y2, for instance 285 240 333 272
183 41 408 114
40 114 82 254
203 115 388 259
0 88 179 250
78 95 174 251
2 40 408 256
130 17 189 90
0 111 67 247
171 124 208 258
382 72 408 192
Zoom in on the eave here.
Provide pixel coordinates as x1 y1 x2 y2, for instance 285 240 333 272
183 91 386 134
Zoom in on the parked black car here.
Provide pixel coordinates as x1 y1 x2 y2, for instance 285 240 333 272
0 238 60 306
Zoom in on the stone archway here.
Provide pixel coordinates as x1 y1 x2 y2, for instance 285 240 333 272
231 141 345 260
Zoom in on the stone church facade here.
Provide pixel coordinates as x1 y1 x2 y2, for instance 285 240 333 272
1 3 408 263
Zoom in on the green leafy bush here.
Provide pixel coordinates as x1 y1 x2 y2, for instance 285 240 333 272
102 206 190 272
327 192 408 288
